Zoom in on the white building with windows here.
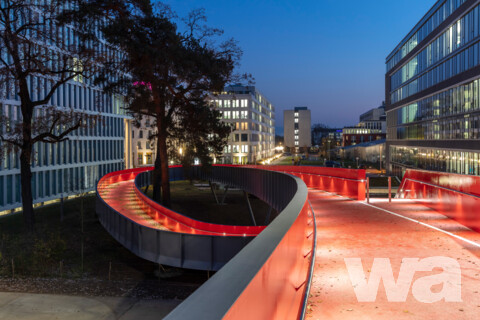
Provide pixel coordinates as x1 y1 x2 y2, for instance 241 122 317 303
284 107 311 153
132 117 156 167
211 85 275 164
0 4 132 212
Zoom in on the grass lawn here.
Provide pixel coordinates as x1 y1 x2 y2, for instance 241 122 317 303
0 195 165 280
0 180 274 280
144 181 275 226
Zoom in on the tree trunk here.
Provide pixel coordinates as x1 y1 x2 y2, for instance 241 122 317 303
152 139 162 202
20 147 35 232
152 98 171 207
158 129 171 207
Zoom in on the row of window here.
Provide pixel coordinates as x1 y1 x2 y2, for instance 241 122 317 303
391 38 480 104
387 0 467 72
137 141 153 150
219 106 274 124
1 104 124 138
230 120 275 134
391 5 480 91
388 113 480 140
222 111 249 120
136 153 153 165
1 139 124 171
390 146 480 176
0 162 123 207
224 145 250 153
343 128 382 134
0 75 125 115
389 77 480 126
214 97 274 119
132 129 155 139
213 99 249 108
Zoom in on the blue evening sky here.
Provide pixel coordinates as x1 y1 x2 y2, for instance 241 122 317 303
167 0 436 132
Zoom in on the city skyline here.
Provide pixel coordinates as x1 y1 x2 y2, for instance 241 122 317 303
169 0 436 128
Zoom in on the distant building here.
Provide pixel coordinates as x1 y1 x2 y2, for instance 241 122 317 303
284 107 312 153
211 85 275 164
386 0 480 177
335 139 386 166
360 102 386 122
311 125 342 146
342 104 386 147
132 117 156 167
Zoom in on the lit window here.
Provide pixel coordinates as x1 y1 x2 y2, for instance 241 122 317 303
73 58 84 83
294 112 299 118
294 118 299 123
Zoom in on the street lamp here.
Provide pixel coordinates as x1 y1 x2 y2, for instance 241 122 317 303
356 156 359 168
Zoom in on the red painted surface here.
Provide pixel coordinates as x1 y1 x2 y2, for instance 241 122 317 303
306 193 480 319
224 202 315 320
398 169 480 233
247 166 366 200
99 165 369 319
97 166 265 236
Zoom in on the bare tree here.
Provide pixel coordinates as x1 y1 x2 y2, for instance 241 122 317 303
0 0 101 232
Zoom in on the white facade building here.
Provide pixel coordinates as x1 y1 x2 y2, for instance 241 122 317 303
132 117 157 167
211 85 275 164
0 5 132 212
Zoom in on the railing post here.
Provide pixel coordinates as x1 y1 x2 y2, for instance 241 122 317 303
388 177 392 203
366 177 370 203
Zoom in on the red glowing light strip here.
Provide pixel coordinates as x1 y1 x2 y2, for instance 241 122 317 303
97 167 266 237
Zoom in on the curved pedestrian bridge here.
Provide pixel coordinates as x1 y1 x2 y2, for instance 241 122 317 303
97 166 480 320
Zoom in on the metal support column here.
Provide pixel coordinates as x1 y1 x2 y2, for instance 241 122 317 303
388 177 392 203
220 186 229 205
366 177 370 203
209 181 219 204
244 191 257 226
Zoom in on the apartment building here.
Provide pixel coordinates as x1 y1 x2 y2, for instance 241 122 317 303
211 85 275 164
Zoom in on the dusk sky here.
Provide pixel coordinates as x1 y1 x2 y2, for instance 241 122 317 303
168 0 436 132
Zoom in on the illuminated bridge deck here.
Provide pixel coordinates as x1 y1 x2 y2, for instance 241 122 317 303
97 169 265 237
98 180 170 231
306 191 480 320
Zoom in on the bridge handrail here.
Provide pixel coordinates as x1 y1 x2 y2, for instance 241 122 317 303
164 167 314 320
249 165 366 200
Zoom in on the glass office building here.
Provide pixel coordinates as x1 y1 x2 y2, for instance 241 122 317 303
0 3 131 212
386 0 480 177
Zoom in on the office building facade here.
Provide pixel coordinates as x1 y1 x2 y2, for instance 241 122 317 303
0 4 131 212
386 0 480 177
284 107 312 153
211 85 275 164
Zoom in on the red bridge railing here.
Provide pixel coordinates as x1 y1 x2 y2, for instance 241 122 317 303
249 165 367 200
397 169 480 233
